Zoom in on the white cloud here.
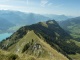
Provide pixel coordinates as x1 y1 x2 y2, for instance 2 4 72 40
40 0 52 7
40 0 48 7
0 4 25 11
13 0 29 5
0 4 13 10
0 0 28 3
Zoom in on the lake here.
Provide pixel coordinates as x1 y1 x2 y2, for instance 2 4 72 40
0 33 12 41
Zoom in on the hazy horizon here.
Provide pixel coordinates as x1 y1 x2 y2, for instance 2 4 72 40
0 0 80 17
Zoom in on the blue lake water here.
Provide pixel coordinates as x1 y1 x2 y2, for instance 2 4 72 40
0 33 12 41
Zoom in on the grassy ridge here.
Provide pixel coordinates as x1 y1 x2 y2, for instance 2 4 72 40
1 20 80 60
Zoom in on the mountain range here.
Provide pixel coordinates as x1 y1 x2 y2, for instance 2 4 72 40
0 20 80 60
59 17 80 40
0 10 73 33
43 14 73 21
0 10 50 25
0 10 80 60
58 17 80 60
0 17 15 33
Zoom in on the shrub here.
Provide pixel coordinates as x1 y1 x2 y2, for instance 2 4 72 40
8 54 18 60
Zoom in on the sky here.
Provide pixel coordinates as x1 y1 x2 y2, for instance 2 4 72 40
0 0 80 16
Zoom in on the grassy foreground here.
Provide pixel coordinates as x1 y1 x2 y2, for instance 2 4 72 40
0 49 69 60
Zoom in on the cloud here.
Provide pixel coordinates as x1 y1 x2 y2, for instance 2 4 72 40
0 0 29 6
0 4 25 11
0 4 13 9
40 0 48 7
0 0 28 2
40 0 52 7
11 0 28 1
13 0 29 5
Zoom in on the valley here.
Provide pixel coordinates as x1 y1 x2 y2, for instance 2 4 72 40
0 10 73 34
0 0 80 59
0 33 12 41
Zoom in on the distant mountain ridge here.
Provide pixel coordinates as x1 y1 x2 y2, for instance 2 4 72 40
43 14 73 21
0 10 50 25
58 17 80 60
0 17 15 33
0 10 73 25
0 10 50 33
59 17 80 39
0 10 73 33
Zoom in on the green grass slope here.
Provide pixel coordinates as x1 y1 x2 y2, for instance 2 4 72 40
8 30 69 60
0 20 80 60
59 17 80 60
0 31 69 60
0 49 69 60
59 17 80 40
